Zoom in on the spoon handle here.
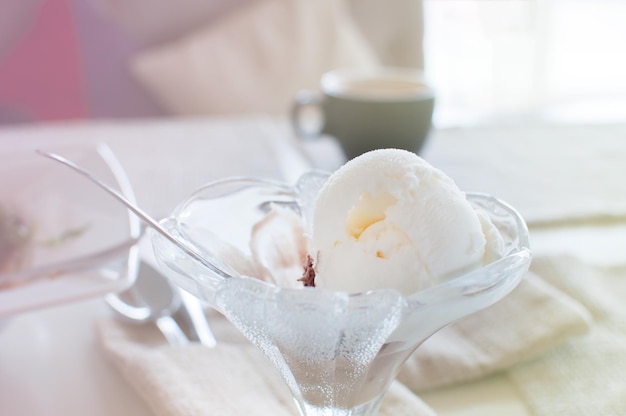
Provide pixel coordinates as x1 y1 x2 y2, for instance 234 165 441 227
179 289 217 347
155 315 190 346
36 150 229 278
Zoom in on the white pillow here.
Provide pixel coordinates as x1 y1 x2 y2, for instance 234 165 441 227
130 0 379 116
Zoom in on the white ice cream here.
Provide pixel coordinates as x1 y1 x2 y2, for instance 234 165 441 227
309 149 504 294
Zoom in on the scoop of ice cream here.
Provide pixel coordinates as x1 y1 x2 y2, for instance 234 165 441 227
309 149 504 295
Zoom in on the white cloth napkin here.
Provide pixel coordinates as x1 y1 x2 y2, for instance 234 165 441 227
97 255 591 415
508 256 626 415
97 316 436 416
422 123 626 226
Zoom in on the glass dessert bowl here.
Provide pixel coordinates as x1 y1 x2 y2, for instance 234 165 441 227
151 172 531 416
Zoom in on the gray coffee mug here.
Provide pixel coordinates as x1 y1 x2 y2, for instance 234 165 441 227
291 67 435 159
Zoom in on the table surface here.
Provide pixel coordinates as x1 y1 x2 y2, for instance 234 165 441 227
1 118 625 416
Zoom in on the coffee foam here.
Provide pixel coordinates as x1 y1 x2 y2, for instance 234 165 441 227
322 69 431 101
334 79 429 100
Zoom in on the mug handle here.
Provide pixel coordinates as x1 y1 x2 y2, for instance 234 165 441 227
291 90 324 140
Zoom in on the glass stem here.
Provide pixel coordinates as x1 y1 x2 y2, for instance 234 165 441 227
295 393 385 416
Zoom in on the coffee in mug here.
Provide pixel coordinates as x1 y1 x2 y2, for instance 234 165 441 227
291 67 435 159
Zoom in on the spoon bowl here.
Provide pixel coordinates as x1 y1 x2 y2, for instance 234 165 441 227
37 149 217 347
106 260 189 346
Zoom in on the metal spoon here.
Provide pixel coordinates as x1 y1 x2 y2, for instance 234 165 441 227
37 149 218 347
178 288 218 347
36 150 230 279
106 260 189 346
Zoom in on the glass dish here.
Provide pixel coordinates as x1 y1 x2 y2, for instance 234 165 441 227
152 172 531 416
0 142 141 319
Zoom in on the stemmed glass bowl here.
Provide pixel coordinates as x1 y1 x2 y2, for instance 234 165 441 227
151 172 531 416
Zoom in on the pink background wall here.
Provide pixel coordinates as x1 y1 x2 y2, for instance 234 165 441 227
0 0 162 124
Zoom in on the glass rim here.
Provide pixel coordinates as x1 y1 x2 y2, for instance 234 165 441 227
155 172 532 302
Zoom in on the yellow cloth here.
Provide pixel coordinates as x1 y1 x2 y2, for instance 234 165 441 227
398 264 590 391
509 256 626 415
